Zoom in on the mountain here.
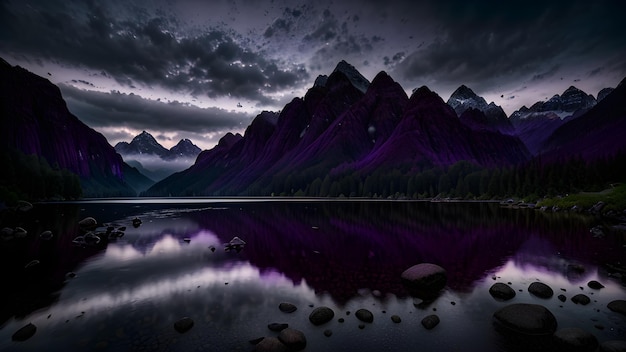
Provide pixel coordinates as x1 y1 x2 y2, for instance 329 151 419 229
447 85 513 134
509 86 598 155
144 62 530 197
0 57 149 198
115 131 201 160
598 87 614 102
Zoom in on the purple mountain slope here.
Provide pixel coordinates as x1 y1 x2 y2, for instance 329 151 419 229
540 77 626 160
0 58 148 196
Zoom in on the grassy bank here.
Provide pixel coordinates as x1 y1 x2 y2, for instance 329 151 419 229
537 183 626 212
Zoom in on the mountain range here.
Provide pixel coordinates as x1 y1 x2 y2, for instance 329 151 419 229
144 60 626 197
1 56 624 200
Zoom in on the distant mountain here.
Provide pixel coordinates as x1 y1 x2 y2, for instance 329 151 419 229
144 62 530 197
0 57 150 198
115 131 201 160
597 87 614 102
447 85 513 134
509 86 598 155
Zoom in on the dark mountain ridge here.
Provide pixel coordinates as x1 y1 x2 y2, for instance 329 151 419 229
115 131 201 160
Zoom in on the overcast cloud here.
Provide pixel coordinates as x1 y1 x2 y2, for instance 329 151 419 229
1 0 625 149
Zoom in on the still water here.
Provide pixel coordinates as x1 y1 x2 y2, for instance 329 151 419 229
0 199 624 351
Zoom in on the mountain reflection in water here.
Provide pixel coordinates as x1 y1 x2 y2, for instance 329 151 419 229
0 200 624 351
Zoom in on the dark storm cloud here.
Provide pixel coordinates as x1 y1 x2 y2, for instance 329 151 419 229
0 0 308 104
394 0 626 92
59 84 252 133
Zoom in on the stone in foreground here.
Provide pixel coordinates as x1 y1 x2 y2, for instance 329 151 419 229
12 323 36 341
309 306 335 325
278 328 307 351
174 317 194 333
421 314 440 330
552 328 598 352
254 337 288 352
401 263 447 297
278 302 297 313
355 309 374 323
489 283 516 300
572 294 591 305
493 303 557 336
528 282 554 298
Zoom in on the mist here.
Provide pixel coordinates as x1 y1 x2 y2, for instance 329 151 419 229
122 154 197 182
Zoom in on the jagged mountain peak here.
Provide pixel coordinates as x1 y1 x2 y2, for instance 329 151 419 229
332 60 370 93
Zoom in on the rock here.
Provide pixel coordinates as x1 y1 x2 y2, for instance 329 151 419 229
174 317 194 333
12 323 36 341
587 280 605 289
278 302 297 313
391 315 401 323
489 283 516 300
323 329 332 337
558 294 567 302
224 236 246 252
355 309 374 323
24 259 40 269
421 315 440 330
249 337 264 345
493 304 557 336
132 217 142 227
590 201 606 214
13 227 27 238
1 227 14 241
277 328 306 351
78 217 97 229
39 230 53 240
590 226 606 238
400 263 447 297
268 323 288 332
528 282 554 298
572 294 591 305
309 306 334 325
600 340 626 352
552 328 598 352
607 300 626 316
254 337 288 352
15 200 33 212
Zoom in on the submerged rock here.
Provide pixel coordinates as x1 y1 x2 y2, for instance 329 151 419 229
401 263 447 298
309 306 334 325
552 328 598 352
254 337 288 352
607 300 626 316
278 302 297 313
572 294 591 305
355 309 374 323
493 304 557 336
421 314 440 330
277 328 307 351
528 282 554 298
174 317 194 333
489 283 516 300
12 323 36 341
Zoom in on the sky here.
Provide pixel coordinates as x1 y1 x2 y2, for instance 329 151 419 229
1 0 625 150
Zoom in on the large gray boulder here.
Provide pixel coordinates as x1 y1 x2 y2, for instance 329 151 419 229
552 328 598 352
401 263 447 297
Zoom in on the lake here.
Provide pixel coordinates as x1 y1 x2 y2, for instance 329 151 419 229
0 199 624 351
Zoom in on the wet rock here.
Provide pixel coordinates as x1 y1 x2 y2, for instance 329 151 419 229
607 300 626 316
572 294 591 305
493 304 557 336
15 200 33 212
13 227 27 238
78 217 97 229
355 309 374 323
12 323 36 341
268 323 288 332
587 280 605 290
489 283 516 301
391 315 401 323
528 282 554 298
39 230 53 240
600 340 626 352
254 337 288 352
558 294 567 302
278 302 297 313
277 328 306 351
401 263 447 297
552 327 598 352
309 306 334 325
421 314 440 330
173 317 194 333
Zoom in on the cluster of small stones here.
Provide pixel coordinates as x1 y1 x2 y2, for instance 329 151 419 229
488 277 626 350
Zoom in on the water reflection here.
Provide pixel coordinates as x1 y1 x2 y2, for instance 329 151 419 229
0 200 624 351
